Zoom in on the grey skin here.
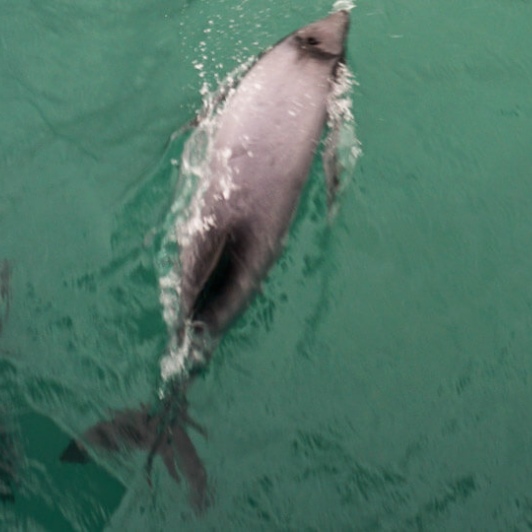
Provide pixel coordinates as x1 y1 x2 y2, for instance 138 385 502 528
181 10 350 342
61 11 350 511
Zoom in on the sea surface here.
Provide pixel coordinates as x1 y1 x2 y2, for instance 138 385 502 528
1 0 532 530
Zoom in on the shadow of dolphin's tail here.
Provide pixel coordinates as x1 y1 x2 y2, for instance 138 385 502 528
0 416 17 503
60 382 210 512
0 260 11 336
0 260 16 503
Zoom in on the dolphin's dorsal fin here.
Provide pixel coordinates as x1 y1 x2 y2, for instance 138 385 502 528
323 118 342 217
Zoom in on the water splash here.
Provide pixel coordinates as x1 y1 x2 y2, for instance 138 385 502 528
332 0 356 13
332 0 356 12
325 62 362 215
155 60 255 386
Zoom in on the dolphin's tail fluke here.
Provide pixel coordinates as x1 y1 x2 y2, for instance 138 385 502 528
60 385 210 511
144 382 210 510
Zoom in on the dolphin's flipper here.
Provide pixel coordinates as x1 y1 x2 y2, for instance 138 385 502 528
323 115 342 215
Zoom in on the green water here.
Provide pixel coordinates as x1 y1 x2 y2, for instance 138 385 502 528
1 0 532 530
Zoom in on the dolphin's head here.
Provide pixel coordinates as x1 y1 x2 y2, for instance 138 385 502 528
292 10 349 61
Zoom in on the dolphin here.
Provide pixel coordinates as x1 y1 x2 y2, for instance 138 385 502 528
61 10 350 510
179 10 349 343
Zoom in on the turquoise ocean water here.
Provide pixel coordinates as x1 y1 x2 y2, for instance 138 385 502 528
1 0 532 529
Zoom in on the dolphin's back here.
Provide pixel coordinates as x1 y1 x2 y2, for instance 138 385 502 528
180 12 349 335
211 39 333 228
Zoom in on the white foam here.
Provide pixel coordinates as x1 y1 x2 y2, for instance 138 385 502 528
155 60 256 383
324 62 362 213
332 0 356 12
